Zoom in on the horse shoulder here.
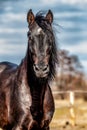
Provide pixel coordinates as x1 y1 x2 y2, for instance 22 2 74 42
19 79 32 112
8 71 33 129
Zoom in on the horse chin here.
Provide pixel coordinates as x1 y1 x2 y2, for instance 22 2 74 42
35 72 49 79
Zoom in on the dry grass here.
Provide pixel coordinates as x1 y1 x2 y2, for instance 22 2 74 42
50 99 87 130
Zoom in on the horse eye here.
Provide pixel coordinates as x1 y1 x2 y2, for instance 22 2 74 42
29 36 32 41
27 31 31 37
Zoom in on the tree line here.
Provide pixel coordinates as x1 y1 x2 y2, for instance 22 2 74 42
53 49 87 100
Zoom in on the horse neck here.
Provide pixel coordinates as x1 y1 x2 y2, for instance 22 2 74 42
19 53 46 101
22 53 48 118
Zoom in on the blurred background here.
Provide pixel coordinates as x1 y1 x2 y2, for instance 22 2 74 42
0 0 87 129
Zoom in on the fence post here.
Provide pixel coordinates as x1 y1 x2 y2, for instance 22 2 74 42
69 91 75 126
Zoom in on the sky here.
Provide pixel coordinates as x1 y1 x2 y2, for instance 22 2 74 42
0 0 87 74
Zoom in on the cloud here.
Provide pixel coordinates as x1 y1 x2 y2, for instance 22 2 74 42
82 60 87 67
0 28 26 33
40 0 58 5
0 40 26 56
55 12 86 19
61 0 87 4
40 0 87 5
60 41 87 55
0 13 25 23
81 60 87 73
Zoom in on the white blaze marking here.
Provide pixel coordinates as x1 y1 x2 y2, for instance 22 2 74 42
37 28 42 34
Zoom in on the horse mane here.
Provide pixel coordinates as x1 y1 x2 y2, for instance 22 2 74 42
26 11 58 83
35 11 51 32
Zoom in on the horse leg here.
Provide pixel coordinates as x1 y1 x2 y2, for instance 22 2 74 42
12 125 22 130
41 85 55 129
11 109 28 130
28 120 39 130
41 126 50 130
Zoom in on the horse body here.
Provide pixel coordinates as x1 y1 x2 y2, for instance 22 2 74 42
0 10 58 130
0 62 18 129
0 60 54 130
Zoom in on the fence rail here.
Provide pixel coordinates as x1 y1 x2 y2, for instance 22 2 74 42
53 90 87 94
52 90 87 126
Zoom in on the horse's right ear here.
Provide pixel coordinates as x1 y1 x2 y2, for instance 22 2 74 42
46 10 53 24
27 9 35 25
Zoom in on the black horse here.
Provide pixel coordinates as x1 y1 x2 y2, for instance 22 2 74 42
0 10 58 130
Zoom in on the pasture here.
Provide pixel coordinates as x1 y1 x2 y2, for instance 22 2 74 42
50 99 87 130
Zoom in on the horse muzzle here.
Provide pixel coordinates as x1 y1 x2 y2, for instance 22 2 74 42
33 64 49 78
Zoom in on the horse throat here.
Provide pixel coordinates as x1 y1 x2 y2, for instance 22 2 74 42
30 83 46 122
24 56 47 122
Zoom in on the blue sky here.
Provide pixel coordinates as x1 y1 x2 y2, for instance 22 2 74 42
0 0 87 74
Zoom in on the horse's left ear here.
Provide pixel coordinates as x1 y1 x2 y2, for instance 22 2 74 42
27 9 35 25
46 10 53 24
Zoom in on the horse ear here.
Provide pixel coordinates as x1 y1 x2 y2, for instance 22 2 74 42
46 10 53 24
27 9 35 25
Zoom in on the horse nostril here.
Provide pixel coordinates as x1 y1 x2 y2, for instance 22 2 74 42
42 65 48 72
34 64 39 71
34 64 48 72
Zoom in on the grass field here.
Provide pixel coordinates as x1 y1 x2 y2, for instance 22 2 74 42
50 99 87 130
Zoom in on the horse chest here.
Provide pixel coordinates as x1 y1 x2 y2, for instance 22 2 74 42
20 79 32 113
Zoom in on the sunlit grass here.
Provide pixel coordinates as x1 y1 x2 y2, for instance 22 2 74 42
50 99 87 130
